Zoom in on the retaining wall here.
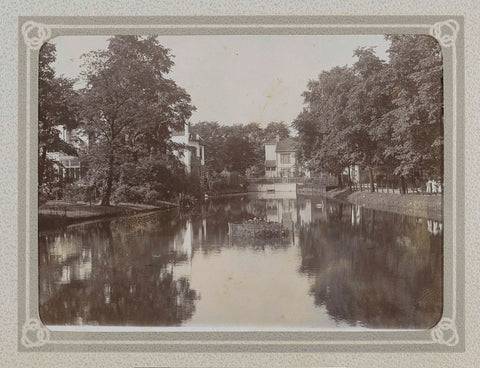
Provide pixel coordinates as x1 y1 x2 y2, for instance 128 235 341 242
247 183 297 192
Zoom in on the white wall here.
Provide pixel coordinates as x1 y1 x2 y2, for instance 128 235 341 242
265 143 276 161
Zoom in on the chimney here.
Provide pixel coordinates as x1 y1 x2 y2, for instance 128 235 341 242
276 134 280 142
185 122 190 138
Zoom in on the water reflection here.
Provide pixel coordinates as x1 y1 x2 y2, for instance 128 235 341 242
39 194 442 329
39 218 198 326
296 201 442 329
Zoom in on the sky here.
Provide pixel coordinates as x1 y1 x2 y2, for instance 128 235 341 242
51 35 390 128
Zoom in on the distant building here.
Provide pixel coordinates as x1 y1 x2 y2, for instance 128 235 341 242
343 165 361 185
264 137 299 178
171 123 205 178
47 125 87 181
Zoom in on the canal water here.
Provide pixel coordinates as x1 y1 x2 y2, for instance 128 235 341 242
39 193 443 330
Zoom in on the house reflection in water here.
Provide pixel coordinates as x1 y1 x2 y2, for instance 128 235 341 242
173 218 208 261
427 220 443 235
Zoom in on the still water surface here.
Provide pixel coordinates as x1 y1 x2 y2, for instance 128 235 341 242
39 193 443 329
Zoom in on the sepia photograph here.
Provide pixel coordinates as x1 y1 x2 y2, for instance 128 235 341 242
37 33 444 331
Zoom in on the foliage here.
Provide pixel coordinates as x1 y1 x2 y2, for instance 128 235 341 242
263 121 291 142
383 35 443 181
293 66 356 181
190 121 291 180
293 35 443 192
38 42 79 187
77 36 196 205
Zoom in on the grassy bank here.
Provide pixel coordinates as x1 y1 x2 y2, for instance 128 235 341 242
38 200 178 230
325 188 442 221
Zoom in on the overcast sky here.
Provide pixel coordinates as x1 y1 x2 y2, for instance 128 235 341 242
51 35 390 127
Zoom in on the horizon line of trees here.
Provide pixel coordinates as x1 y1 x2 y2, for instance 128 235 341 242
190 120 290 178
38 35 294 205
293 35 444 194
39 34 444 205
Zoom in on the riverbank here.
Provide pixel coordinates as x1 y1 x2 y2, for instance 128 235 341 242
38 200 178 230
324 188 443 221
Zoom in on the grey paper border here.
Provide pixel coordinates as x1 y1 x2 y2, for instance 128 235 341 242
17 15 465 353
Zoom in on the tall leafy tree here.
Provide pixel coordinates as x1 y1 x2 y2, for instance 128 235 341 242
78 36 195 205
190 121 227 173
263 121 291 142
191 122 265 176
346 47 393 191
294 36 443 193
293 66 357 185
38 42 79 187
384 35 443 186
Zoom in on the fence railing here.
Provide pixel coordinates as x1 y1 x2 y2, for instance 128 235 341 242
248 177 310 184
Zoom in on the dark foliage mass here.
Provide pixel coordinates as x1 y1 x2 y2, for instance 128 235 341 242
39 36 200 205
190 121 290 176
293 35 443 192
38 43 79 188
39 34 443 204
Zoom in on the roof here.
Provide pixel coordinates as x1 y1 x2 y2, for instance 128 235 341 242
171 131 203 142
265 140 278 145
265 160 277 167
275 138 296 152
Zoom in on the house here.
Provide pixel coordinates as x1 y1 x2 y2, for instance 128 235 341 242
171 123 205 178
47 125 87 181
264 137 299 178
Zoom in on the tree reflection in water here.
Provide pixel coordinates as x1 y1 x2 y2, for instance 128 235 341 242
39 213 198 326
297 201 443 329
39 195 443 329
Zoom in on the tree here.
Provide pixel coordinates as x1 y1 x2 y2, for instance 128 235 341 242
294 36 443 194
190 121 227 173
293 66 357 185
223 126 258 173
346 47 393 191
78 36 195 205
38 42 79 187
263 121 291 142
191 122 264 177
383 35 443 189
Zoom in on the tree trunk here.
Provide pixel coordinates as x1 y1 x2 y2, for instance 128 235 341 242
101 154 115 206
337 173 343 188
348 166 352 191
400 175 406 194
369 168 375 192
38 146 47 187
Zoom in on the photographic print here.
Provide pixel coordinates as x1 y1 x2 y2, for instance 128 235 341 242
38 32 444 330
16 16 464 353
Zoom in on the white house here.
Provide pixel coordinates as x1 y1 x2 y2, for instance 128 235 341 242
264 137 298 178
171 123 205 178
47 125 87 181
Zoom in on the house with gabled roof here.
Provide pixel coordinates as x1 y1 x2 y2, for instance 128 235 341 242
264 137 299 178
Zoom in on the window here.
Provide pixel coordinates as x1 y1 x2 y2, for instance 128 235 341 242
280 154 290 164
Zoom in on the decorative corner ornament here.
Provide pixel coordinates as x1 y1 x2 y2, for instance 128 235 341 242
21 21 52 50
430 318 459 346
429 19 460 48
21 318 51 348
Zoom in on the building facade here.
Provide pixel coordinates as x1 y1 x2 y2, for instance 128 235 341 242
47 125 87 181
171 123 205 178
264 137 298 178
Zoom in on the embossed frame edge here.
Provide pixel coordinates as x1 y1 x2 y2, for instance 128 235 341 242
17 15 465 352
